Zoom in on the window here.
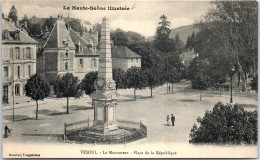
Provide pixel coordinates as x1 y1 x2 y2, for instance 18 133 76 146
131 58 133 63
65 51 69 57
17 66 20 79
15 47 20 59
3 67 8 77
65 62 68 70
79 59 83 68
136 58 138 63
26 47 31 58
28 65 31 76
65 42 68 47
10 48 13 59
15 84 20 96
93 59 97 68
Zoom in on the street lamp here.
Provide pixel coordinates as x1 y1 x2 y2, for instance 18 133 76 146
6 60 15 122
230 65 235 104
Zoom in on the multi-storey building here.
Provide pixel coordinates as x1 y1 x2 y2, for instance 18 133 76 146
111 46 141 71
40 16 99 82
2 19 37 104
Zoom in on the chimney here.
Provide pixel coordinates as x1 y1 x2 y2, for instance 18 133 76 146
16 20 19 27
24 22 27 28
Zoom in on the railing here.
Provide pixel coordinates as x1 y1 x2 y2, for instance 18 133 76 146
117 119 141 129
64 118 92 141
140 122 147 136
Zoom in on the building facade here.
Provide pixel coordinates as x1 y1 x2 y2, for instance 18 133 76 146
111 46 141 71
40 16 99 82
69 28 99 80
180 47 198 67
2 19 37 104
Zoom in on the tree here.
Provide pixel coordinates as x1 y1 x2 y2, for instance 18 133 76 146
198 1 258 92
29 23 42 36
125 67 147 100
144 68 163 98
111 28 128 46
113 68 126 90
81 72 98 95
20 14 29 25
25 74 50 120
44 16 55 29
186 31 196 49
174 34 184 54
93 23 102 48
168 67 182 92
189 102 257 144
154 14 172 52
55 73 81 114
8 5 18 22
191 74 210 101
249 75 258 93
128 41 163 70
68 19 82 32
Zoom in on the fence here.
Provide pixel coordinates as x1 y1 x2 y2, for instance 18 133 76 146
117 119 147 137
64 118 93 141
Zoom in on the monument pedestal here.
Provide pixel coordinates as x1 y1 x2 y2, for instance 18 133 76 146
91 91 119 135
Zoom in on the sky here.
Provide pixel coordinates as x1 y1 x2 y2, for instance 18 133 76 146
2 0 211 37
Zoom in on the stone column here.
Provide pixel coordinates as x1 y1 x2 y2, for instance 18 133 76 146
90 17 119 135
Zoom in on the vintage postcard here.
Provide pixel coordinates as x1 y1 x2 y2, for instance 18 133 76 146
1 0 258 158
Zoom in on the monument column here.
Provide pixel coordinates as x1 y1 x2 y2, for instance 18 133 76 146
90 17 119 135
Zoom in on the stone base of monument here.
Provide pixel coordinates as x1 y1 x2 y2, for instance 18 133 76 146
65 125 147 144
91 123 118 135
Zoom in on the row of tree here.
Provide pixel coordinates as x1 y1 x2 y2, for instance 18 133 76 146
25 61 185 120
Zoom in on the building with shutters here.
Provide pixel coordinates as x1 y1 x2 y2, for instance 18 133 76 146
40 16 99 82
111 46 141 71
2 19 37 104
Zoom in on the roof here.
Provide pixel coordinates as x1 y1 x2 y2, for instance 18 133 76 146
43 18 75 49
69 28 98 56
2 19 37 44
19 24 30 33
82 20 92 25
81 32 98 45
111 46 141 59
181 50 198 60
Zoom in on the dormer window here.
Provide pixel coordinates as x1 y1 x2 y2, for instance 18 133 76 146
3 30 9 40
14 30 20 40
63 39 69 47
80 46 83 52
65 51 69 57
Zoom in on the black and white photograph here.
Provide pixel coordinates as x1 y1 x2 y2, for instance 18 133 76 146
1 0 258 158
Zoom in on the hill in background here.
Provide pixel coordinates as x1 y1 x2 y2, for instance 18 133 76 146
147 24 200 44
169 24 199 44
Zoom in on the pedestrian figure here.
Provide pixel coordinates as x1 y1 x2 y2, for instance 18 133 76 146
171 114 175 126
4 125 10 138
166 115 170 126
